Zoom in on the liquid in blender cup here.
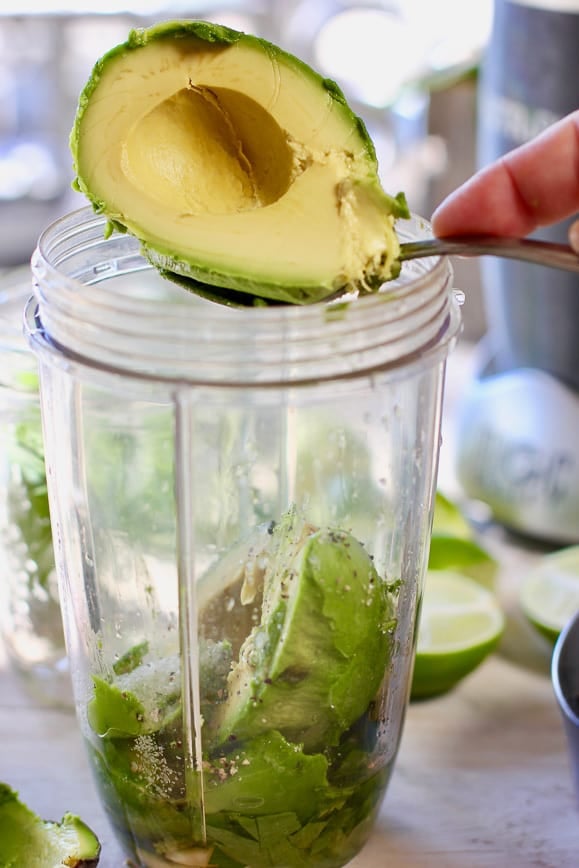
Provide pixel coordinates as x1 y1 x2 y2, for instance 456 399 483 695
27 208 460 868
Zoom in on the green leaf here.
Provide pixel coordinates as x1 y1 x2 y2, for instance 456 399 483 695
113 640 149 676
206 825 264 865
256 812 301 845
204 731 330 823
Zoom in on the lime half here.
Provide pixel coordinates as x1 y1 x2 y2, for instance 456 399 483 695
430 491 498 590
520 545 579 645
432 490 473 538
411 570 505 700
428 534 498 590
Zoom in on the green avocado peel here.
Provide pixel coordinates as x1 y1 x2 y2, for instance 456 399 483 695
0 783 101 867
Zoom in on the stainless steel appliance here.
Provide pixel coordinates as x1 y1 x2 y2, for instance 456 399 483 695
456 0 579 543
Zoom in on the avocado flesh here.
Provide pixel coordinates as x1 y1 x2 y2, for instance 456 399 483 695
213 511 394 751
0 783 101 867
71 20 409 305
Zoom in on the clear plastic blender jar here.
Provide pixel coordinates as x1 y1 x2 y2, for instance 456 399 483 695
26 206 460 868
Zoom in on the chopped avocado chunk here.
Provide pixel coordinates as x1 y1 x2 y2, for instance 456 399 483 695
213 510 394 751
0 783 100 867
71 20 409 305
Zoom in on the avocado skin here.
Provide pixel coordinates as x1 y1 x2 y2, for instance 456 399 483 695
214 519 394 752
0 783 101 867
155 266 289 309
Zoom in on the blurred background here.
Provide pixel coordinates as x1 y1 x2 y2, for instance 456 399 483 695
0 0 492 338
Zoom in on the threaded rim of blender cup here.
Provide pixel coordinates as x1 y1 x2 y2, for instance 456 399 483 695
27 206 461 387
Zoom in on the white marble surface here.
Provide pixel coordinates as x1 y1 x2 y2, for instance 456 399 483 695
2 342 578 867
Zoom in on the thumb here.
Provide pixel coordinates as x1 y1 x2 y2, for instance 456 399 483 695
569 219 579 255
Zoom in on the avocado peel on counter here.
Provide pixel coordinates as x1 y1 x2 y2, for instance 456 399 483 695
0 783 101 867
71 20 409 306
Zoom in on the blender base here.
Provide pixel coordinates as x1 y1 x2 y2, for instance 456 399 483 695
456 347 579 545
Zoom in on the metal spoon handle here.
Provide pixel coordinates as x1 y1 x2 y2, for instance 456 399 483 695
399 235 579 273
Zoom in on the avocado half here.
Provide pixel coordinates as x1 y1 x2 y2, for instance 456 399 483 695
71 20 409 305
0 783 101 867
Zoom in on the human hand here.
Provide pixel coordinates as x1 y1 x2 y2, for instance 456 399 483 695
431 109 579 252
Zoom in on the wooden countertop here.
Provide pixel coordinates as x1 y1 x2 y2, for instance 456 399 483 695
2 343 578 867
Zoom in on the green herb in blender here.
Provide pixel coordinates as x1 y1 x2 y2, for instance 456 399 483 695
7 409 53 594
87 509 396 867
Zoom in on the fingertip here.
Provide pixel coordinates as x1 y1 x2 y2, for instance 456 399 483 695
430 186 461 236
430 200 454 237
430 170 492 237
430 186 475 237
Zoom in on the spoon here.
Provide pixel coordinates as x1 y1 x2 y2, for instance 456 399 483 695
399 235 579 272
161 234 579 310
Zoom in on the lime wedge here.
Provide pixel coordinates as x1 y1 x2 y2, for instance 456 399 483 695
520 546 579 645
430 492 498 590
411 570 505 700
428 534 498 590
432 491 473 538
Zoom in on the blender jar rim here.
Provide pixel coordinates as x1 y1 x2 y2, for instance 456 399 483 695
28 206 461 387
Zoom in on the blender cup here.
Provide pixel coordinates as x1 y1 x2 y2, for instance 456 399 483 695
26 206 460 868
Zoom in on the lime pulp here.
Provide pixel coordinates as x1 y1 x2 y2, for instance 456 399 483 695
411 570 504 700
